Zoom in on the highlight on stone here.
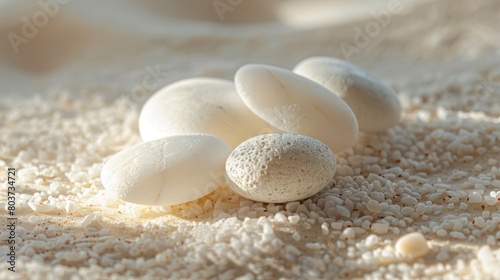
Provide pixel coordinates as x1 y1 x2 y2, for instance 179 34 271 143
294 56 402 132
234 63 359 153
100 134 231 205
139 78 269 147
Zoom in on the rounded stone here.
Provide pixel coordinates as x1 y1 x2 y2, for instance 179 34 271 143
234 64 358 153
395 232 430 259
225 133 336 203
139 78 269 147
101 134 231 206
293 56 402 132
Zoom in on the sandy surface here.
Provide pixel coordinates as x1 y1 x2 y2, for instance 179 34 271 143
1 0 500 279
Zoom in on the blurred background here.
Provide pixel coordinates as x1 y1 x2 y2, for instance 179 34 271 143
0 0 498 103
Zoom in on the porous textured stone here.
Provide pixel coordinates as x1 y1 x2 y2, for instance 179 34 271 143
225 133 336 203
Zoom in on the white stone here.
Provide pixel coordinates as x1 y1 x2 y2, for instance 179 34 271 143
64 201 78 213
288 215 300 224
139 78 269 147
234 64 358 153
401 196 418 206
366 199 382 214
225 133 336 203
473 217 486 229
293 56 402 132
395 232 430 259
371 223 389 234
101 134 231 205
28 201 55 213
365 234 379 248
469 192 482 203
485 196 497 206
436 251 449 261
341 228 355 239
336 205 351 218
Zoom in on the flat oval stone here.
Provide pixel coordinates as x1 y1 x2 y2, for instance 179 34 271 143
225 133 336 203
235 64 358 153
293 56 402 132
100 134 231 205
139 78 269 147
